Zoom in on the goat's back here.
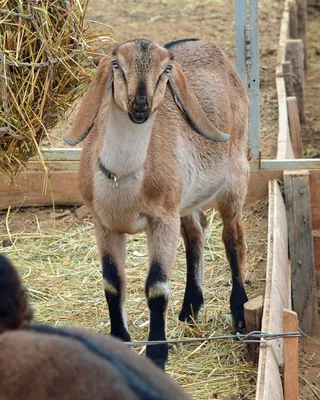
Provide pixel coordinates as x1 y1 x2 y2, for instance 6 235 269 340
0 326 192 400
164 39 248 146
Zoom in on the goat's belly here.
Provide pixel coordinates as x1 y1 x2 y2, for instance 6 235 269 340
180 172 227 216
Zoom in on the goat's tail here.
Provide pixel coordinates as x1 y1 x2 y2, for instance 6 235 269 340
0 254 33 334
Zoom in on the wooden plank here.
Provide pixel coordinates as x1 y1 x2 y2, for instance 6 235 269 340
284 170 319 336
287 97 303 158
310 172 320 230
296 0 307 70
282 61 294 97
288 0 298 39
246 170 283 205
283 309 299 400
276 0 294 161
0 171 82 209
252 159 320 170
285 39 306 124
244 295 264 365
313 231 320 272
277 0 290 66
276 68 295 160
256 180 290 400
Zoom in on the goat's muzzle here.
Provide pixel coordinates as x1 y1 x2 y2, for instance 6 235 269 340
129 95 150 124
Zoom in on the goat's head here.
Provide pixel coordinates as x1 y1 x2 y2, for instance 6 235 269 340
111 39 172 124
63 39 230 145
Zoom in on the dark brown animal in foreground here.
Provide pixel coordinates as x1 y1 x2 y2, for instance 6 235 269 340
0 254 192 400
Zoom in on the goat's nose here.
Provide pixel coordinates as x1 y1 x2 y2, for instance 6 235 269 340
136 95 147 104
132 96 148 112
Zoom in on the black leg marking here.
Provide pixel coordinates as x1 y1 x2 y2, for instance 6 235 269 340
145 261 169 370
146 296 168 370
179 246 204 323
227 246 248 333
102 255 130 342
145 261 167 298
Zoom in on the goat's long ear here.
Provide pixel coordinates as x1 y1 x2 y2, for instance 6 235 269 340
63 56 113 146
168 61 230 142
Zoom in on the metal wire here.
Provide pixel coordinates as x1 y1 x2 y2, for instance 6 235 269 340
123 331 302 347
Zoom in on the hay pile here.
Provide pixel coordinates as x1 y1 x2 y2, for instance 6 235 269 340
0 0 107 177
1 204 268 399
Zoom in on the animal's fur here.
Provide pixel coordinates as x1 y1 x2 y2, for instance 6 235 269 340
63 38 250 369
0 254 192 400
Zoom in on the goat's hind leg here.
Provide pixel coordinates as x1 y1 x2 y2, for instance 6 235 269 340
94 219 130 342
217 191 248 333
179 210 206 323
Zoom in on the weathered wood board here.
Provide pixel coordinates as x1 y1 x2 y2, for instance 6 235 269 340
256 180 290 400
284 170 319 336
283 309 299 400
287 96 303 158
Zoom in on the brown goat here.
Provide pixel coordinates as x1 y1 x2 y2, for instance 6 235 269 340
63 38 250 369
0 254 192 400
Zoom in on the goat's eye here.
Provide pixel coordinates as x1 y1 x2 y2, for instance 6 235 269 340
165 65 172 74
112 60 119 69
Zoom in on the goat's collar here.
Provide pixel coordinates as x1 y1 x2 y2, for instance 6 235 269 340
98 158 137 186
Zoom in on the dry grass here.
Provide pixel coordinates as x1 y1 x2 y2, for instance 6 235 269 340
0 202 268 400
0 0 110 177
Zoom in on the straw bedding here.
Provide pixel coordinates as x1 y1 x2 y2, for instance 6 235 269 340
0 202 268 399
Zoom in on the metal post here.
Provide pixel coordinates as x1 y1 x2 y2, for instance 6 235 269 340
236 0 248 91
236 0 250 153
250 0 260 160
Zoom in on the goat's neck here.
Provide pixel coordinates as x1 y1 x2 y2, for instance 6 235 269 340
99 100 155 177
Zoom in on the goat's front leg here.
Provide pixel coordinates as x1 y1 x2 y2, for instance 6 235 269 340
145 215 180 370
94 219 130 342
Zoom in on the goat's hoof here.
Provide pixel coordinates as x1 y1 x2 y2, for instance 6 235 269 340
146 343 168 370
178 304 203 324
232 319 246 337
178 306 199 324
178 294 204 323
110 328 131 342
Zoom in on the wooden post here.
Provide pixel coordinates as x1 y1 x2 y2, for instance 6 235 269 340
285 39 306 124
314 231 320 272
296 0 307 70
283 309 299 400
282 61 294 97
288 0 298 39
307 0 320 6
284 170 319 336
287 97 303 158
244 295 264 365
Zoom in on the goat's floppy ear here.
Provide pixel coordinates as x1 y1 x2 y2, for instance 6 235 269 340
168 61 230 142
63 56 113 146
